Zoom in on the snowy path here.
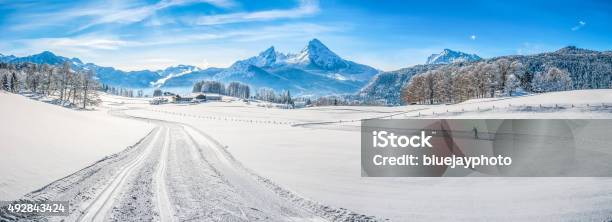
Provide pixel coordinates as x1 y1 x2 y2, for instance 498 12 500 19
0 107 380 222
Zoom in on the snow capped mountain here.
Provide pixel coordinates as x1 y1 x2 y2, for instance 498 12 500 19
205 38 379 95
426 49 481 65
227 46 286 71
221 39 380 81
287 38 346 69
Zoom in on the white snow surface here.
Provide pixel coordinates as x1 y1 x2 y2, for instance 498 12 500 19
0 92 154 200
1 89 612 221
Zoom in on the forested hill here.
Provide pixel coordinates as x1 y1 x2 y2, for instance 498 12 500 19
359 46 612 105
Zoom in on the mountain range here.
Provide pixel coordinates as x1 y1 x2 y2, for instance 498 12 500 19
4 44 606 105
0 39 384 96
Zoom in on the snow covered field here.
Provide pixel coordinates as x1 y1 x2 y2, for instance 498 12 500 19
0 92 154 200
1 89 612 221
122 89 612 221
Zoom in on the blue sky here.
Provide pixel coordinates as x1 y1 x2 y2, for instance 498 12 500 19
0 0 610 71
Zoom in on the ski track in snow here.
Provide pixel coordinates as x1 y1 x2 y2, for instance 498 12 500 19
78 126 162 222
154 128 175 222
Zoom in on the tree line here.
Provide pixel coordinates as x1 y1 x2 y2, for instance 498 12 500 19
191 80 300 104
100 84 144 98
402 59 573 104
191 80 251 99
0 62 100 108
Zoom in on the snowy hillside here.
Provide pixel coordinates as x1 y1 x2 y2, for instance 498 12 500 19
0 92 153 200
426 49 481 64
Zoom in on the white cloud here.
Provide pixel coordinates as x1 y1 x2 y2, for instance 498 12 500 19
76 0 238 31
571 20 586 31
7 0 238 31
22 36 129 52
191 0 319 25
470 35 477 40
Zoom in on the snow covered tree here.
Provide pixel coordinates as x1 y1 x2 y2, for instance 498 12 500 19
256 87 276 102
278 90 293 104
504 73 520 96
81 70 99 109
59 62 70 101
153 89 163 97
192 81 203 93
532 67 573 92
546 67 573 92
1 74 8 91
200 80 225 94
10 72 18 93
493 58 512 93
226 82 250 99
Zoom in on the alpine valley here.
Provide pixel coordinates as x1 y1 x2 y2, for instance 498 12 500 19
2 40 610 103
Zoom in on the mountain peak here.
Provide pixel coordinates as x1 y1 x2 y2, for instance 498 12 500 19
307 38 325 47
37 51 57 57
304 38 333 54
259 46 277 58
426 49 481 65
294 38 346 69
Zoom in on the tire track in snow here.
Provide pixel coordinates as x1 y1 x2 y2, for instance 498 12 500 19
78 127 162 222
